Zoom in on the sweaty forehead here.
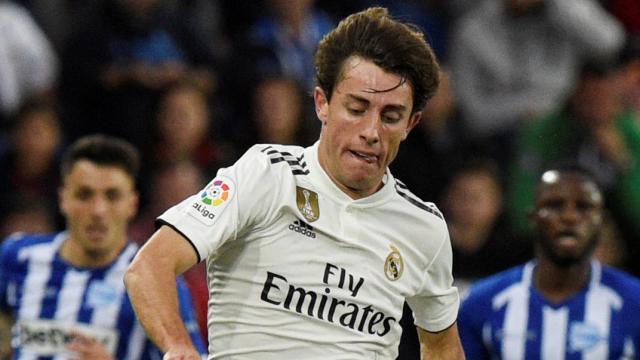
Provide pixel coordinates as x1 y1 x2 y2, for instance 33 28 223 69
537 172 602 204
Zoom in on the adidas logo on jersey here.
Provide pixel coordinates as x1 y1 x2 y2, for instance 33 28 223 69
288 219 316 238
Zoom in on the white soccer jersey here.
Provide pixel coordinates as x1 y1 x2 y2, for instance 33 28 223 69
158 142 459 359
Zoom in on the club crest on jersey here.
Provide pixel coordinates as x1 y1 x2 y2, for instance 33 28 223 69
296 186 319 223
569 322 605 352
384 245 404 281
189 176 235 225
87 281 119 308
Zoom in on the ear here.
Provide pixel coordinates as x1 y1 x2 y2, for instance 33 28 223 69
402 112 422 141
314 87 329 125
58 186 69 217
127 191 140 220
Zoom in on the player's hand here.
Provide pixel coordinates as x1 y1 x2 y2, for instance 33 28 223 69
163 346 203 360
66 332 114 360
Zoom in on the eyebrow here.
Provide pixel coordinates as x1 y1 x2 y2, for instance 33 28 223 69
345 94 408 112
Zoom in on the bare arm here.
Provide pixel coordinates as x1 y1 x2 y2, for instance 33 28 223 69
418 323 465 360
124 225 201 359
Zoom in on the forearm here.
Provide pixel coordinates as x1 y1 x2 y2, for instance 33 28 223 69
418 323 465 360
124 257 197 353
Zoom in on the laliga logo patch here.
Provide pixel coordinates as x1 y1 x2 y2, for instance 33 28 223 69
296 186 320 223
189 176 235 225
201 179 230 206
384 245 404 281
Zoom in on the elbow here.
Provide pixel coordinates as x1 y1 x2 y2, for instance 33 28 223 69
124 259 145 293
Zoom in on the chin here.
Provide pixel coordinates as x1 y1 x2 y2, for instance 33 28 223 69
346 177 378 191
86 247 110 259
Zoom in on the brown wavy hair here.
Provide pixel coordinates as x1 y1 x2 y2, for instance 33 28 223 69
314 7 440 115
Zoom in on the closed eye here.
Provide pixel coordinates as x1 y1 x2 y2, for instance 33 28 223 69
383 114 401 123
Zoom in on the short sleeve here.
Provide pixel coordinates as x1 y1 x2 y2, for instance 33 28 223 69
157 145 279 261
405 224 459 332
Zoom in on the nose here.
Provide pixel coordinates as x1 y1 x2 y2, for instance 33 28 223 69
90 195 109 217
559 203 581 224
359 113 381 145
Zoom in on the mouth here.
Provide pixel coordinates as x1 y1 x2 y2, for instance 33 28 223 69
555 230 580 247
86 224 108 239
349 150 379 164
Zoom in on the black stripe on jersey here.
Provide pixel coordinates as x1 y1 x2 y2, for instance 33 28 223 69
394 183 443 219
261 146 309 175
395 180 409 190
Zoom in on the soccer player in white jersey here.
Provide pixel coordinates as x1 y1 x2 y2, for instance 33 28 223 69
458 166 640 359
0 135 206 359
125 6 464 360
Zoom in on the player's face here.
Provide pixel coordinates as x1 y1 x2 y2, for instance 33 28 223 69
60 160 138 260
315 56 420 199
531 171 603 267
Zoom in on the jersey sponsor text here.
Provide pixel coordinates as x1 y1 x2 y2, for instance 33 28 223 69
260 263 396 337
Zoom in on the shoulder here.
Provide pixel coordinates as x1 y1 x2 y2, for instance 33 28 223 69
463 265 526 304
600 265 640 305
1 232 56 255
0 233 58 272
393 178 444 222
244 144 308 176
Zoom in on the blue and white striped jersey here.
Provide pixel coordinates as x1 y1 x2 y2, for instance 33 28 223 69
458 260 640 360
0 232 206 360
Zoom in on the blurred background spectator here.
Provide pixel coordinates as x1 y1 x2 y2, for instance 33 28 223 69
59 0 218 153
442 160 532 296
245 0 333 92
0 98 63 228
130 160 206 245
143 79 235 189
0 198 57 240
449 0 625 167
0 1 58 129
249 75 315 146
507 47 640 276
392 67 469 202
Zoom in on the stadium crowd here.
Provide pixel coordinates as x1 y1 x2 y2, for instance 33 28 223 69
1 0 640 358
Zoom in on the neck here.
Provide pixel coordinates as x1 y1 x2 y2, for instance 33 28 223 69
317 141 381 200
60 236 126 268
534 258 591 304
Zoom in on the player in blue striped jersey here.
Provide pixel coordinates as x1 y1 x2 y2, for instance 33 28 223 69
0 135 206 359
458 167 640 359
